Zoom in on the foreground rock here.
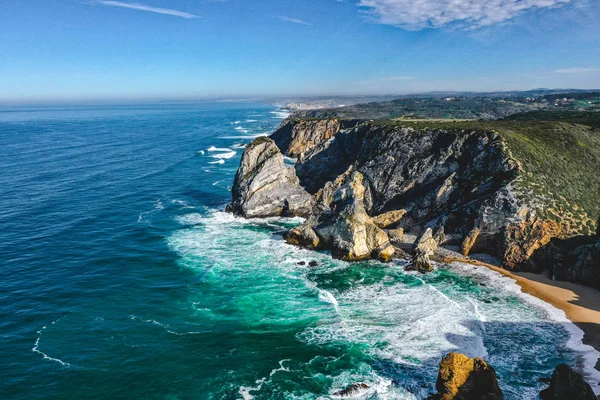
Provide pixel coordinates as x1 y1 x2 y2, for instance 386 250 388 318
540 364 596 400
228 137 313 218
285 172 395 262
428 352 503 400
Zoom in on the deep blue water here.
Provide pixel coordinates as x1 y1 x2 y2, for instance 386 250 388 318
1 102 598 399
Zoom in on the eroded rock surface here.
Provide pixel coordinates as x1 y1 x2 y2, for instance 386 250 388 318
228 137 313 218
428 352 503 400
284 172 394 262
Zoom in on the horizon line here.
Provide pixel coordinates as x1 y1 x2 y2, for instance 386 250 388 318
1 88 599 106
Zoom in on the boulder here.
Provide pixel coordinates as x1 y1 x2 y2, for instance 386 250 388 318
540 364 596 400
228 137 313 218
285 216 320 249
372 209 407 229
285 172 395 262
428 352 503 400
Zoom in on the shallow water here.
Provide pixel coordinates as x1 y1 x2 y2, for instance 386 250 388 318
0 102 598 399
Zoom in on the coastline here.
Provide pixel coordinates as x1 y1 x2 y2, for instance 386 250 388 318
443 254 600 370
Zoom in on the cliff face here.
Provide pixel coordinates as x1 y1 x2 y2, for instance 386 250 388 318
228 137 313 218
270 118 600 274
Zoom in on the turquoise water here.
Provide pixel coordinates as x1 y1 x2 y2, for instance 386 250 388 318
1 102 598 399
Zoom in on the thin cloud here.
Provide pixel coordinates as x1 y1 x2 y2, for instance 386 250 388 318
357 0 571 30
278 16 312 25
97 1 198 18
554 67 599 74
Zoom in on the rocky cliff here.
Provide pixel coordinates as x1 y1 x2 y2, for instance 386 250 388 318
267 117 600 277
227 137 313 218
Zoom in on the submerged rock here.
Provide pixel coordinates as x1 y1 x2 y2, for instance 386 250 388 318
228 137 313 218
285 172 394 262
331 383 370 398
540 364 596 400
428 352 503 400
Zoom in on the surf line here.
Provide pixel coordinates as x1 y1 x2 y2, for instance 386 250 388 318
32 319 71 367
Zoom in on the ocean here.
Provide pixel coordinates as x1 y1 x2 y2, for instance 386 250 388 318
0 102 598 399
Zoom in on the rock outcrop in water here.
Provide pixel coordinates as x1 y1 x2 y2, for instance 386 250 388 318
540 364 596 400
428 352 503 400
228 137 313 218
267 117 600 279
407 228 438 273
331 383 370 398
284 171 395 262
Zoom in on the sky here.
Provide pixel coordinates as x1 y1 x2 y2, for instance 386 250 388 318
0 0 599 102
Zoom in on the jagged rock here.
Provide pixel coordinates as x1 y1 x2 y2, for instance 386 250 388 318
412 228 438 256
285 216 320 249
308 261 318 267
407 229 438 273
386 228 405 243
314 166 354 211
406 252 434 273
540 364 596 400
297 261 306 266
372 209 407 229
228 137 313 218
331 383 370 398
285 172 395 262
428 352 503 400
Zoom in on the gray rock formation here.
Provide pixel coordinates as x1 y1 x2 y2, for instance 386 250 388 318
540 364 596 400
284 172 395 262
228 137 313 218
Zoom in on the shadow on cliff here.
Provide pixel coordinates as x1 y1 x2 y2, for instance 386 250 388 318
525 234 600 304
369 320 600 399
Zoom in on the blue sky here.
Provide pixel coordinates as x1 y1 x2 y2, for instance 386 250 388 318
0 0 599 101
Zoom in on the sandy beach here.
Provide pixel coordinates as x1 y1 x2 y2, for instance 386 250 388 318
442 254 600 369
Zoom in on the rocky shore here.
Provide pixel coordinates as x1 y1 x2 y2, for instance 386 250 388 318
229 116 600 289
